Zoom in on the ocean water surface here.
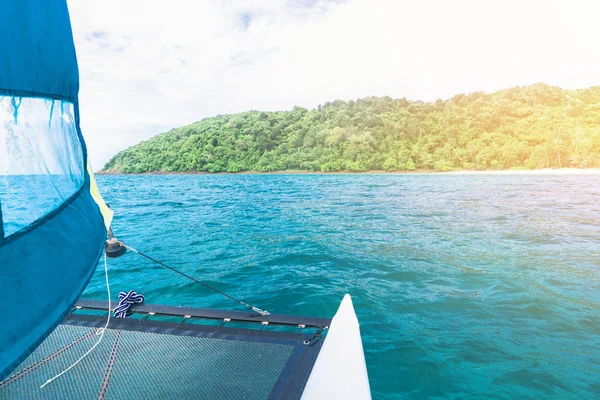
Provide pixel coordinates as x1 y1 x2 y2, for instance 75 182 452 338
85 173 600 399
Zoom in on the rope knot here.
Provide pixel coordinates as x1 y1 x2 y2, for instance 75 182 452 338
113 290 144 318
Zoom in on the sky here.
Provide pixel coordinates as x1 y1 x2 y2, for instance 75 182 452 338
67 0 600 168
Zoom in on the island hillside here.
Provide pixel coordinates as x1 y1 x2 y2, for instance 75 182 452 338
103 84 600 173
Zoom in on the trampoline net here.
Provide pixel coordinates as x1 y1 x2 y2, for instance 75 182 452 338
0 313 324 400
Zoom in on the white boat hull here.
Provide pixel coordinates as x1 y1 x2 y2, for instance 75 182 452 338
301 294 371 399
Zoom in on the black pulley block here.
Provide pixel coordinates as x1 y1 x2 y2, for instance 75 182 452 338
104 238 126 258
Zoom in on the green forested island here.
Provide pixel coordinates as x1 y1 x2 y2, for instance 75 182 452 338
103 84 600 173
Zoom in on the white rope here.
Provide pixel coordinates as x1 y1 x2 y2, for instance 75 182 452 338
40 253 112 389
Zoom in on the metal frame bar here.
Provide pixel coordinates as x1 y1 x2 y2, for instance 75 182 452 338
64 314 310 344
74 299 331 328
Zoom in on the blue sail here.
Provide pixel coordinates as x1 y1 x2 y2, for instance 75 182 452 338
0 0 106 380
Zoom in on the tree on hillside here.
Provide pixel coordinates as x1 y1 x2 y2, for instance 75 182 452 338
103 84 600 173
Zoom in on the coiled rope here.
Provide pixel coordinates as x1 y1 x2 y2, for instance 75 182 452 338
113 290 145 318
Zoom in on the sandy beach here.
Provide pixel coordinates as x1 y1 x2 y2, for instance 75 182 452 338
443 168 600 175
98 168 600 176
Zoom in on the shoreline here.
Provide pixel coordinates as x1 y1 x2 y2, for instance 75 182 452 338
96 168 600 176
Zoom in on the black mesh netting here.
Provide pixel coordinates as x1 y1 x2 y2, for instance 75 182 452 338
0 323 302 400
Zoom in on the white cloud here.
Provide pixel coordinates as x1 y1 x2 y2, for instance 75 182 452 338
67 0 600 168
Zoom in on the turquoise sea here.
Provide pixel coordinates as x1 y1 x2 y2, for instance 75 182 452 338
85 173 600 399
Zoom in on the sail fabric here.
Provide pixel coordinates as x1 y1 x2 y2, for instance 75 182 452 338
0 0 79 102
88 161 114 230
0 0 106 380
0 98 85 237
